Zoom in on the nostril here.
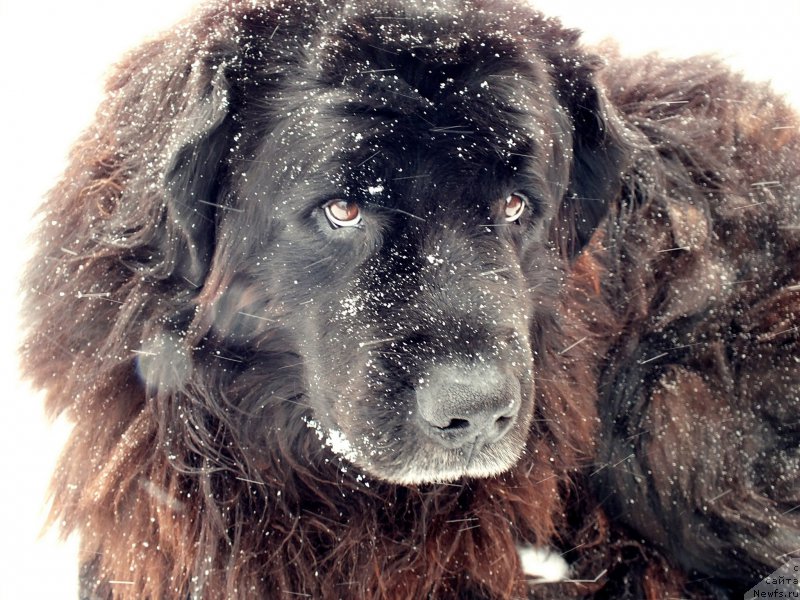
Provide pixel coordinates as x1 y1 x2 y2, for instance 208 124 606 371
493 414 515 437
435 414 513 437
496 415 513 427
438 418 470 431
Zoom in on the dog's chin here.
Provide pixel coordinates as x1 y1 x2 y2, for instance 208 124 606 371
373 442 527 486
305 416 528 485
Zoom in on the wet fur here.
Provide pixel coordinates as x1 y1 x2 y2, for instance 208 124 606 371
22 0 800 598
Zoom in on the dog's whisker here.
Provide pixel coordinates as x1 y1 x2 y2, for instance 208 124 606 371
131 349 158 357
238 311 275 322
277 361 305 370
279 398 311 408
235 476 267 485
375 351 405 357
477 267 510 277
558 336 588 355
365 43 399 55
715 97 749 104
392 174 430 180
760 325 800 340
430 127 474 134
534 473 557 485
623 430 650 442
568 195 605 202
358 337 399 348
305 256 335 269
639 351 669 364
708 489 733 502
731 201 767 210
560 542 588 556
372 205 426 222
611 454 635 469
388 89 425 101
213 354 244 364
76 292 123 304
355 151 381 167
775 548 800 560
589 463 609 477
197 199 245 212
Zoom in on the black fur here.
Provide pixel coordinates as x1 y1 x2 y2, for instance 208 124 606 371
21 1 799 598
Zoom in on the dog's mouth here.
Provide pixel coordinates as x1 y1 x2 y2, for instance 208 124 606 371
394 426 531 484
304 364 532 485
305 415 530 484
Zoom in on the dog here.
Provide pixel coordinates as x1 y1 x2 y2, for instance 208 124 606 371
22 0 799 598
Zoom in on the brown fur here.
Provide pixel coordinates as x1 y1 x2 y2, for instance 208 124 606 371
22 1 799 598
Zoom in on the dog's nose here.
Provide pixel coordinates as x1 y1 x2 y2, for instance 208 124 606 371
416 364 520 449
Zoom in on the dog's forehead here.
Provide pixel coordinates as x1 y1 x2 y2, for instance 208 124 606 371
309 4 555 118
284 20 561 186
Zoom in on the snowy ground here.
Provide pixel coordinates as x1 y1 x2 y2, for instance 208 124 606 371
0 1 797 598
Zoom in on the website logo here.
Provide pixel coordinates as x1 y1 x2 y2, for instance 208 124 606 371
747 558 800 599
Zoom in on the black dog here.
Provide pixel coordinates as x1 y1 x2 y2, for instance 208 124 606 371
23 0 799 598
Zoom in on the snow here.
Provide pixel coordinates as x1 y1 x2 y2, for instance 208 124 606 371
304 417 361 464
0 1 797 598
517 545 570 582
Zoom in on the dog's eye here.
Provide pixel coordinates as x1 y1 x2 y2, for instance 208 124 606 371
503 193 527 222
324 200 362 228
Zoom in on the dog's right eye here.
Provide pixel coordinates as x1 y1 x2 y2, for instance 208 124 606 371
324 200 362 228
503 193 527 222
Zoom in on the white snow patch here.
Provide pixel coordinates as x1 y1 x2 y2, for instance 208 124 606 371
367 184 384 195
304 417 360 463
339 292 362 317
517 545 569 582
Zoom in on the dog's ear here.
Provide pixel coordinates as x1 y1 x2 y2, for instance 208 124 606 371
550 56 631 258
162 60 233 287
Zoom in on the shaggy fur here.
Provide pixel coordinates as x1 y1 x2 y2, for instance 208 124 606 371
22 0 799 598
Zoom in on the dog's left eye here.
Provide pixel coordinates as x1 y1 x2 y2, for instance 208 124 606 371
324 200 362 228
503 193 527 222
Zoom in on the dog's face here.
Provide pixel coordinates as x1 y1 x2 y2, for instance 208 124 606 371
158 3 624 485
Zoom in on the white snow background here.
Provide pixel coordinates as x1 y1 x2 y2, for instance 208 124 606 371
0 1 797 597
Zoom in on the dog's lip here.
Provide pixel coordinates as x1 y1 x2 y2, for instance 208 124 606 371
377 442 526 485
309 419 526 485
